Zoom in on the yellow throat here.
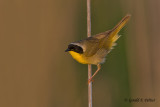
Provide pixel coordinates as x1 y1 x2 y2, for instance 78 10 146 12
69 51 88 64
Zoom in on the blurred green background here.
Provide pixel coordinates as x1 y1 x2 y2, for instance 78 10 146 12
0 0 159 107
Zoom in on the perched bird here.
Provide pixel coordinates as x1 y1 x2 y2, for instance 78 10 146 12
65 14 131 83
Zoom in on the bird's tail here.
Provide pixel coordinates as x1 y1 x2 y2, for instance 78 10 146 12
109 14 131 43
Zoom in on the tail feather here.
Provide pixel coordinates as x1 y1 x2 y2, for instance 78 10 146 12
110 14 131 38
108 14 131 47
112 34 121 43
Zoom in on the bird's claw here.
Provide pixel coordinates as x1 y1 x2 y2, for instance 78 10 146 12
88 78 94 84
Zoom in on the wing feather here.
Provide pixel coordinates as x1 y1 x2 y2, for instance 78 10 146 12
82 37 100 57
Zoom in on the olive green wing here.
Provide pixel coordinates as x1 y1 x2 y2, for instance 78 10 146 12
96 31 120 51
88 31 118 57
82 32 112 57
93 31 111 49
80 29 120 57
82 36 101 57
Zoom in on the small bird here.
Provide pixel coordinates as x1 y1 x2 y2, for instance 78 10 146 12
65 14 131 83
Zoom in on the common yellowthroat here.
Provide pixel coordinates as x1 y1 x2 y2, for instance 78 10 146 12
65 14 131 83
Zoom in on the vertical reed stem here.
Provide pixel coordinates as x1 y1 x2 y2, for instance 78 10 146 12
87 0 92 107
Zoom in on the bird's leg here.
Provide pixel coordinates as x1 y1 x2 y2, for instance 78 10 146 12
88 64 101 84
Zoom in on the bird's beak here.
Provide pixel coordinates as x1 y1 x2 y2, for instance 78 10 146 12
65 48 70 52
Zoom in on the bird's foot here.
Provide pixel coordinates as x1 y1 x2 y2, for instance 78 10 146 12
88 78 94 84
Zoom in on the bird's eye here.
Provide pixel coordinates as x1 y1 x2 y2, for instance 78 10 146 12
70 46 74 50
75 46 83 54
68 44 83 53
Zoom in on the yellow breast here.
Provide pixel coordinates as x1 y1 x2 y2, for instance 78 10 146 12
69 51 88 64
